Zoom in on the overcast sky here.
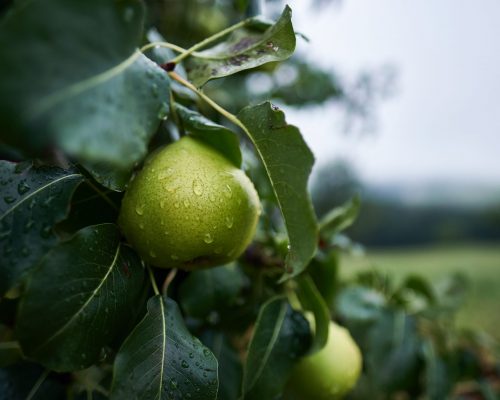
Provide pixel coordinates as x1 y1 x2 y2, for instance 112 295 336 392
279 0 500 185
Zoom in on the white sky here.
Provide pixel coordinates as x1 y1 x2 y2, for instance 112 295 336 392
279 0 500 185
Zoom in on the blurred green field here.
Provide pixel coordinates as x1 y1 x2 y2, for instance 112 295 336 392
341 242 500 339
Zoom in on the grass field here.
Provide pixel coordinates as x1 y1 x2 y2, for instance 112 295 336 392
341 242 500 339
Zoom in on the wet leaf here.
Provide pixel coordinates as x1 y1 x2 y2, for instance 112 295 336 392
111 295 218 400
241 296 311 399
238 102 317 280
185 6 295 87
200 330 242 400
179 263 245 319
295 274 330 354
16 224 147 372
175 104 242 167
0 0 170 190
0 161 83 295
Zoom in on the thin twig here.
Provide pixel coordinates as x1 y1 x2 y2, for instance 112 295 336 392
26 369 50 400
147 264 160 296
170 18 252 64
86 180 118 212
140 41 188 54
162 268 178 295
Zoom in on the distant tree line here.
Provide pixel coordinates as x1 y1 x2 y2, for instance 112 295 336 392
312 160 500 247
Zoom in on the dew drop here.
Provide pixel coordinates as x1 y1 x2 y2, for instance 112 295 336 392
24 220 35 232
203 233 213 244
17 181 30 195
224 184 232 198
192 179 203 196
149 250 157 258
41 225 52 238
181 360 189 368
3 196 15 204
225 216 233 229
174 202 180 208
203 348 211 357
208 194 216 202
135 204 145 215
188 352 194 359
183 199 189 208
169 378 178 389
158 168 174 180
139 223 145 230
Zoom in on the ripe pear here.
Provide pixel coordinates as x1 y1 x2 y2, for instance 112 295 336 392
119 136 260 270
283 321 362 400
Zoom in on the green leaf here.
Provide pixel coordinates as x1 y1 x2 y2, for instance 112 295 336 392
365 310 421 392
0 0 170 189
111 295 218 400
241 296 310 400
308 250 339 308
201 330 243 400
0 161 83 295
295 274 330 354
422 340 453 400
174 104 242 167
0 363 66 400
179 263 246 319
238 102 318 280
0 341 22 367
16 224 147 372
319 194 361 238
337 285 386 323
185 6 296 87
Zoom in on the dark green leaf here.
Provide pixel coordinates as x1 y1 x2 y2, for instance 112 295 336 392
201 330 242 400
308 249 339 308
0 161 83 295
0 0 170 189
0 341 22 367
16 224 147 372
319 194 360 238
238 102 317 280
185 6 295 87
295 274 330 354
175 104 242 167
337 286 386 323
179 263 246 319
241 296 310 400
111 295 218 400
365 310 421 392
422 340 453 400
0 363 66 400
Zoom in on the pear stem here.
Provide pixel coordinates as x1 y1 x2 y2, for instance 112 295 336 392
169 18 252 64
147 264 160 296
167 72 251 137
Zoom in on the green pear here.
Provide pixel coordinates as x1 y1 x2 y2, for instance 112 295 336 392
283 321 362 400
119 136 260 270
